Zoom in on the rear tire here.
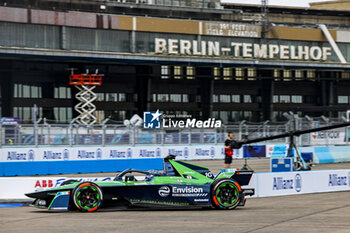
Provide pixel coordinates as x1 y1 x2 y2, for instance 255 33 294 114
211 178 241 210
72 182 103 212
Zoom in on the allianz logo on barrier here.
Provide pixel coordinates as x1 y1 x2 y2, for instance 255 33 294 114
168 149 183 157
77 149 102 159
7 150 34 161
195 147 215 158
109 148 132 158
139 148 161 158
273 174 302 192
168 147 189 158
42 149 69 160
328 173 349 187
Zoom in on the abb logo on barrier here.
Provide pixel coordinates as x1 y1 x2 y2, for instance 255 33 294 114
35 180 54 188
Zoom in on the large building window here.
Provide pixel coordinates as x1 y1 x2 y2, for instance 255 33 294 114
220 94 231 103
247 68 256 80
274 69 281 81
295 70 304 80
291 95 302 103
219 111 229 123
186 66 195 79
182 94 189 102
235 68 244 78
95 93 128 102
104 110 126 121
95 110 105 123
307 70 316 80
14 84 42 98
170 94 182 102
54 86 71 99
223 68 232 80
243 95 252 103
174 66 183 79
338 96 349 104
13 106 43 123
274 95 303 103
213 94 241 103
161 65 169 79
214 67 221 80
54 107 73 123
231 111 242 122
232 95 240 103
283 70 292 81
341 72 350 79
106 93 117 102
213 94 219 103
96 93 104 101
157 94 169 102
279 95 291 103
153 94 189 103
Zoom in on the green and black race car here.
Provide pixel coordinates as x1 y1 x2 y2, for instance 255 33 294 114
25 155 254 212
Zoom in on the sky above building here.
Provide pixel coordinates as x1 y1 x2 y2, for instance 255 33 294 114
220 0 333 7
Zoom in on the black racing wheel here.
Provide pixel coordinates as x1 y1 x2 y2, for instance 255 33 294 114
72 182 103 212
211 178 241 210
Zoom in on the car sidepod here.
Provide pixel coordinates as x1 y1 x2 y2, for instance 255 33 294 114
100 183 212 207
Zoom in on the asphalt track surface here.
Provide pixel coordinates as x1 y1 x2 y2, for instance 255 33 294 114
1 159 350 233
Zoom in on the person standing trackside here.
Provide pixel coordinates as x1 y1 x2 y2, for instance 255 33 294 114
224 132 235 169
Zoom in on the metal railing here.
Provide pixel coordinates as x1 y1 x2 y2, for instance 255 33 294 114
0 115 348 147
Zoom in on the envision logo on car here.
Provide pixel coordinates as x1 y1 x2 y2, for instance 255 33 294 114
158 186 170 197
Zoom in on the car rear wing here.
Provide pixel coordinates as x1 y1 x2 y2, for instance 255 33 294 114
231 170 254 186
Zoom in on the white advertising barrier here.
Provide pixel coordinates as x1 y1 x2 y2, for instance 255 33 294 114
248 169 350 198
1 170 350 200
0 145 243 162
265 144 289 158
310 128 347 145
0 177 114 200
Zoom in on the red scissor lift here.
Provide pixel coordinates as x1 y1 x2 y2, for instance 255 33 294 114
69 73 103 127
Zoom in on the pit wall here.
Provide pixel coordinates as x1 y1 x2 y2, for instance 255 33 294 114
0 144 350 176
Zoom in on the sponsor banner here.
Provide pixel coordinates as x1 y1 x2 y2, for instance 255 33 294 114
0 177 114 199
0 145 243 162
189 146 220 160
310 128 347 145
4 144 350 163
252 169 350 197
243 145 266 158
134 146 163 158
0 117 20 125
4 148 36 162
158 185 208 198
266 145 288 158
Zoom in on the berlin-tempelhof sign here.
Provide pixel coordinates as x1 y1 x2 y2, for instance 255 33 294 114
155 38 332 61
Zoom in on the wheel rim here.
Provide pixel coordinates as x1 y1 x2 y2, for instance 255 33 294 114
215 182 239 207
74 184 102 211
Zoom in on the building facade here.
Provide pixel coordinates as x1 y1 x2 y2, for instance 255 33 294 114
0 0 350 124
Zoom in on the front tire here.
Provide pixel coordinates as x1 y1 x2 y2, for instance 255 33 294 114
211 178 241 210
72 182 103 212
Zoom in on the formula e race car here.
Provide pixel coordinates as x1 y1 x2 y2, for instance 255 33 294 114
25 155 254 212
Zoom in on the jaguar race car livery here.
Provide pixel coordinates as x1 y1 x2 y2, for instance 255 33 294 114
25 156 254 211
